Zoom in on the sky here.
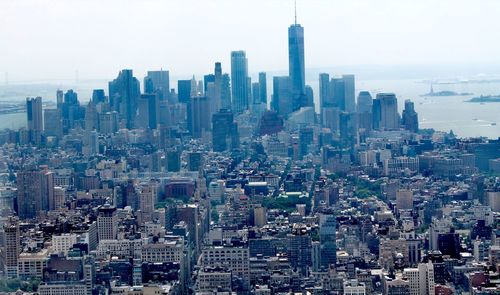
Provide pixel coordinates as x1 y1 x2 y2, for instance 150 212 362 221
1 0 500 82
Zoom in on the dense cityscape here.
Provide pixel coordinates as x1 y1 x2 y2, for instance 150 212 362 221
0 7 499 295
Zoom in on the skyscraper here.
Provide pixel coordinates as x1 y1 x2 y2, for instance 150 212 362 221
221 74 232 110
374 93 400 130
187 96 211 138
27 96 43 132
212 109 239 152
16 166 54 219
342 74 356 112
3 217 20 278
271 76 293 117
214 62 223 112
258 72 267 105
108 69 141 129
402 99 419 133
144 70 169 100
44 109 63 138
230 50 249 114
97 204 118 241
288 17 305 105
178 79 192 104
319 213 337 269
357 91 373 131
331 78 345 110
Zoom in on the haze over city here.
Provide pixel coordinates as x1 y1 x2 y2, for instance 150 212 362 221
2 0 500 81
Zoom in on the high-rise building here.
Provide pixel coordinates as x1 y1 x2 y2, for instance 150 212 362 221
299 127 314 158
271 76 293 117
331 78 345 110
396 189 414 211
319 213 337 269
343 74 356 112
44 109 63 138
214 62 222 112
108 69 141 129
258 72 267 105
221 74 232 110
144 70 169 100
3 217 20 278
97 205 118 241
357 91 373 132
403 262 435 295
288 19 306 106
178 79 192 104
212 109 239 152
402 100 419 133
319 73 331 125
374 93 400 130
230 50 249 113
136 94 159 129
26 96 43 144
287 224 312 276
187 96 211 138
16 166 54 219
138 182 158 223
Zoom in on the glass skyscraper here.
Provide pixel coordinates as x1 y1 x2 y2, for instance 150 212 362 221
288 22 305 107
230 50 249 114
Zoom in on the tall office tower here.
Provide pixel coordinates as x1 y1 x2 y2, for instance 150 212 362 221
144 70 169 100
339 112 358 147
374 93 400 130
288 17 306 108
187 96 211 138
139 182 158 223
330 78 345 110
402 100 419 133
44 109 63 138
98 111 119 134
108 69 141 129
203 74 215 93
252 82 260 105
305 85 314 107
83 130 99 156
258 72 267 105
220 74 232 110
403 262 435 295
299 127 314 158
319 73 331 125
84 102 98 131
287 224 312 276
230 50 249 113
190 76 198 97
136 94 159 129
178 79 192 103
27 96 43 131
319 213 337 269
212 109 239 152
343 74 356 112
16 166 54 219
271 76 293 117
97 204 118 241
56 89 64 108
92 89 106 104
357 91 373 132
214 62 222 112
322 107 341 134
372 98 382 130
61 89 84 131
3 217 20 278
396 189 413 211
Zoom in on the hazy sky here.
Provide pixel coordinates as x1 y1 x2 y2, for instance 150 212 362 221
1 0 500 82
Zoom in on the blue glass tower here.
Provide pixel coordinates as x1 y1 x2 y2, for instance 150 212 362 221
288 10 305 110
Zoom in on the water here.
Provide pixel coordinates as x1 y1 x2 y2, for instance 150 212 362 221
0 78 499 138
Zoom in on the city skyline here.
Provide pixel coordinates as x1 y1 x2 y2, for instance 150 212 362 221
2 0 500 81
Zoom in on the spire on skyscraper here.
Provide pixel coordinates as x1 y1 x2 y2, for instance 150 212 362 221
294 0 297 25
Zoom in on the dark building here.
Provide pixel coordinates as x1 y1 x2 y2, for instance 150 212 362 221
257 111 284 136
177 79 192 104
108 69 141 129
437 231 461 259
402 99 419 132
212 109 239 152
